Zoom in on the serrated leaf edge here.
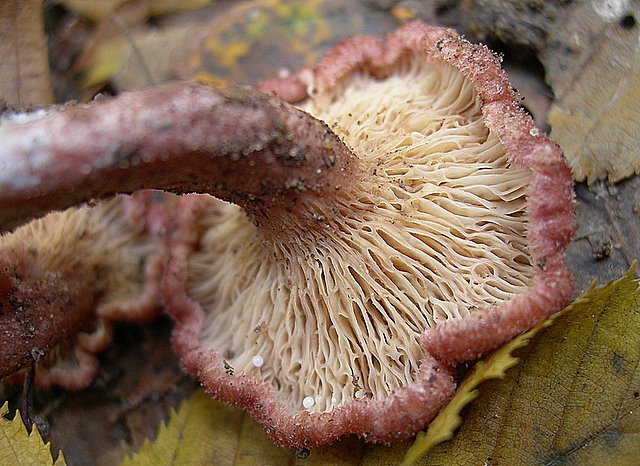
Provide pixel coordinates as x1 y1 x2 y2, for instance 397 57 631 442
119 404 183 466
1 401 66 465
400 274 615 466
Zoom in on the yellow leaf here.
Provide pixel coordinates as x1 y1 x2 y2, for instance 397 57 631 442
59 0 213 22
402 292 561 465
121 389 405 464
0 402 66 466
120 390 242 466
82 37 127 88
391 6 417 21
417 265 640 465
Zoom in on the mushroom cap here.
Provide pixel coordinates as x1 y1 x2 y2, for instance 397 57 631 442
165 22 575 448
0 191 171 389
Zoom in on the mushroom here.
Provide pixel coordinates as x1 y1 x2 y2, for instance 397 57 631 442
0 190 170 389
164 22 575 448
0 21 574 449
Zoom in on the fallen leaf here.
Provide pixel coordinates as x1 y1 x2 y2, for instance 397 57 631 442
401 302 558 465
418 265 640 464
79 0 398 92
59 0 214 22
70 0 162 93
58 0 125 22
82 36 129 88
64 0 216 93
390 5 418 22
119 389 407 465
544 1 640 183
82 24 195 90
120 390 242 466
0 0 54 106
0 402 66 466
178 0 398 85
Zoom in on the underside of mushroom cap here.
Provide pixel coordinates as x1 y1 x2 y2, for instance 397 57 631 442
0 191 171 389
166 21 575 448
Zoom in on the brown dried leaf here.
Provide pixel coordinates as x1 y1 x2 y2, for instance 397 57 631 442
0 0 53 106
65 0 216 93
544 1 640 183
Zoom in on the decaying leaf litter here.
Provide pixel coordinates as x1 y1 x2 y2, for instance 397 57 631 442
1 0 639 464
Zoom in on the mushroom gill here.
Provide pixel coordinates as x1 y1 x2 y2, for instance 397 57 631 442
0 79 354 392
182 55 533 414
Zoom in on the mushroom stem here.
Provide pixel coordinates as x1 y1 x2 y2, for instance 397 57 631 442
0 81 357 232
